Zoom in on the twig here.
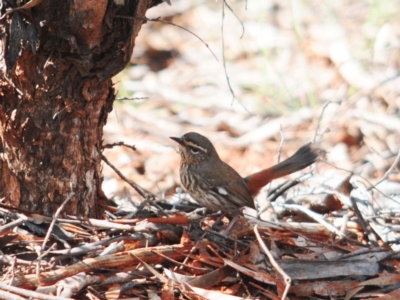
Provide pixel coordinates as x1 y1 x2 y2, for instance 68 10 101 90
220 1 252 115
267 178 302 203
221 1 234 104
313 100 335 143
178 231 207 270
101 154 151 200
0 281 73 300
116 96 148 101
152 250 207 271
41 192 74 251
49 236 142 263
207 244 229 263
258 174 311 217
277 124 285 164
2 256 17 284
254 225 291 300
35 192 73 283
348 74 400 104
266 125 285 196
373 149 400 188
349 197 378 246
116 15 218 61
0 290 25 300
238 275 252 298
282 203 349 240
322 160 400 205
205 229 249 248
0 218 24 233
102 141 136 151
36 243 57 262
223 0 245 38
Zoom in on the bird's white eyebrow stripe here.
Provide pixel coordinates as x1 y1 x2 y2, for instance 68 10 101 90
184 141 207 153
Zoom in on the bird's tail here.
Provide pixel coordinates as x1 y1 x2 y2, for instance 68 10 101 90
244 143 319 197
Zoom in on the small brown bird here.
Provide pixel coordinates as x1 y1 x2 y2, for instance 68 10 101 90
170 132 319 217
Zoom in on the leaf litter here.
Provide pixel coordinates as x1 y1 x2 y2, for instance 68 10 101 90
2 0 400 299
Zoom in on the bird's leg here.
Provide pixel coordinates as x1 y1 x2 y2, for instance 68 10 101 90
223 214 240 235
210 213 226 230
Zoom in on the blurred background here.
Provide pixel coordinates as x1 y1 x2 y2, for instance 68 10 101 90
102 0 400 206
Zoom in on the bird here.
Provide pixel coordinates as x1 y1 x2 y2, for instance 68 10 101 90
170 132 319 217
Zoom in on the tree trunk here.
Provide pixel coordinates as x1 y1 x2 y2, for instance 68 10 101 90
0 0 159 217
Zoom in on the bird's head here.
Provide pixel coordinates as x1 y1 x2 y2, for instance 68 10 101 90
170 132 219 164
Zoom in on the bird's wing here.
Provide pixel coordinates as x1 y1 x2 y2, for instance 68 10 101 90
200 162 255 209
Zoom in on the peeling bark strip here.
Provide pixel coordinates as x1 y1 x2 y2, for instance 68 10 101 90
21 244 193 287
0 0 162 216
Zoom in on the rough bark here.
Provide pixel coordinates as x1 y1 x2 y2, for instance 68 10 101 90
0 0 160 217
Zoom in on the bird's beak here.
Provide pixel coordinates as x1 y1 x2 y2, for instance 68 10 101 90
170 136 184 145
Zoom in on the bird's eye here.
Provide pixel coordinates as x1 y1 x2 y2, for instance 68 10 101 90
190 147 200 154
